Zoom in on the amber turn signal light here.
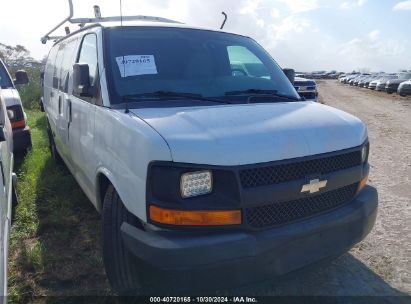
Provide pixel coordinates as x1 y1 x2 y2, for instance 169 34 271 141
11 119 26 129
149 206 242 226
357 175 369 193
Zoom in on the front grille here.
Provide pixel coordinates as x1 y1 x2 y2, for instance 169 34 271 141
294 81 316 87
240 150 361 189
300 92 317 100
245 183 358 229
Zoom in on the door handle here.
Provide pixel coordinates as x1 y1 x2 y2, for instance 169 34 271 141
67 99 72 141
68 99 72 123
58 96 62 114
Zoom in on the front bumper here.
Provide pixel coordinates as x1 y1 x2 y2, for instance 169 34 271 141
298 91 318 102
376 84 386 91
122 186 378 290
12 126 32 153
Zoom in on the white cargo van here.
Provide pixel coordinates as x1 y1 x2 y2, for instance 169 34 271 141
42 12 378 293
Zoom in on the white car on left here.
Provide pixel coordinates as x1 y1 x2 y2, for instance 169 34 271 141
0 59 32 153
0 88 16 297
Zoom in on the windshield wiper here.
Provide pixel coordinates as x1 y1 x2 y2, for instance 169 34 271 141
224 89 300 102
225 89 278 96
123 91 230 104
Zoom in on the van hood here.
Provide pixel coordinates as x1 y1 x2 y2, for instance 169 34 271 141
130 102 367 166
0 88 21 107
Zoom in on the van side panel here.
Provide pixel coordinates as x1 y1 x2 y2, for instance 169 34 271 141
43 46 59 145
93 108 172 221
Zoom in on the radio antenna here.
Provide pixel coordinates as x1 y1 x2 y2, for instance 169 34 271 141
119 0 129 113
120 0 124 27
220 12 228 30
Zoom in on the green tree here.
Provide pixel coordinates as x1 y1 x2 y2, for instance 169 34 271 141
0 42 42 109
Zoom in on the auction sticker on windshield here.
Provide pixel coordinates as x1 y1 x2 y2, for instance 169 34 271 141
116 55 158 77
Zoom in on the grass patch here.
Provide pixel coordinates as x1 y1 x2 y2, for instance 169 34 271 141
8 110 112 302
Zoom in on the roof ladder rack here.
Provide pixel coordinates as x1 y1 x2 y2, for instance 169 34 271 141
41 0 182 44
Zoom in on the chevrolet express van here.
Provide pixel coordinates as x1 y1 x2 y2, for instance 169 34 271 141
43 21 378 292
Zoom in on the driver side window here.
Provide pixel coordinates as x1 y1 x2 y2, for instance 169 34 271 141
77 34 100 103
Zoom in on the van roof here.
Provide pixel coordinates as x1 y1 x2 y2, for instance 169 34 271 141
53 21 245 45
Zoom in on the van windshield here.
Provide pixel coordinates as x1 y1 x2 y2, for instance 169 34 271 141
105 27 299 105
0 61 13 89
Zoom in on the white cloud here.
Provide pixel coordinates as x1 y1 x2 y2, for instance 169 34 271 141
340 0 367 9
271 8 280 18
273 0 321 13
368 30 380 41
340 2 352 9
338 30 409 71
393 0 411 10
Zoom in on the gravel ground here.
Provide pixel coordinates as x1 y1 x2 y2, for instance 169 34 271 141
319 80 411 295
230 80 411 298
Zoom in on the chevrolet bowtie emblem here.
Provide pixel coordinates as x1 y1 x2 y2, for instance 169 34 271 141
301 179 328 194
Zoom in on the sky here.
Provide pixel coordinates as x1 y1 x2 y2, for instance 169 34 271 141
0 0 410 72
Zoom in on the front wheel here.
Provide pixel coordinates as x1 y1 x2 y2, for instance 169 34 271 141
102 185 144 294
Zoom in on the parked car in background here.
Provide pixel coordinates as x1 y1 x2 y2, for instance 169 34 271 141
340 73 359 84
353 74 371 86
360 74 383 88
0 88 17 297
385 72 411 94
375 75 398 91
294 77 318 102
368 79 379 90
348 76 359 86
0 59 32 153
338 74 347 82
42 18 377 293
358 76 372 88
398 80 411 96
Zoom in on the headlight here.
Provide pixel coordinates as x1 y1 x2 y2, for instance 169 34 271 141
361 144 369 163
180 170 213 198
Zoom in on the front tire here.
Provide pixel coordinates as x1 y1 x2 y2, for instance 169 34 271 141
102 185 143 294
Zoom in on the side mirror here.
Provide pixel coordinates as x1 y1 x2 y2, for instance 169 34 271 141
14 70 29 85
0 127 5 142
73 63 93 97
283 68 295 85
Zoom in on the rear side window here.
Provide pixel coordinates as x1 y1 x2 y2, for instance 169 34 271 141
53 46 64 89
44 46 58 88
60 38 80 93
51 39 80 91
